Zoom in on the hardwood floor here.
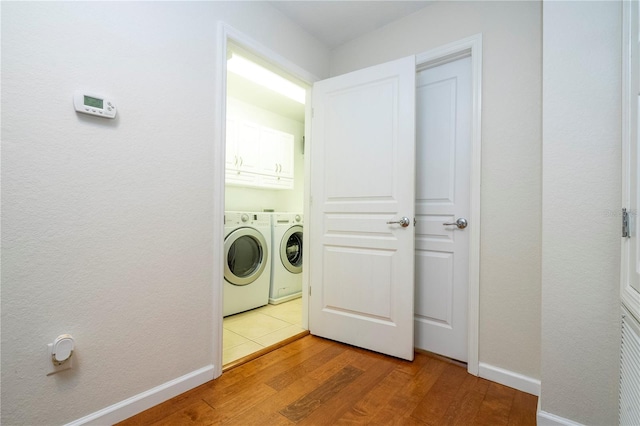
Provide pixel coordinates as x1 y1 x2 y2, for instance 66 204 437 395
117 336 537 426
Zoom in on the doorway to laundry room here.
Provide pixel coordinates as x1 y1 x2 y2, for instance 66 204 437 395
222 42 309 367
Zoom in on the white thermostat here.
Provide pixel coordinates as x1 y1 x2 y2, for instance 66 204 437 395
73 91 116 118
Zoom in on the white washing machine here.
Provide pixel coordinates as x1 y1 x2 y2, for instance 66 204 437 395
269 213 303 304
223 212 271 316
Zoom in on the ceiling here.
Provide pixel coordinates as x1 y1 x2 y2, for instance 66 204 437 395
227 72 307 122
228 1 434 122
269 1 434 49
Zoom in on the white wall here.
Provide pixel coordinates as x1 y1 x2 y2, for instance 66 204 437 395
330 1 542 381
225 98 305 213
0 2 328 424
540 2 622 424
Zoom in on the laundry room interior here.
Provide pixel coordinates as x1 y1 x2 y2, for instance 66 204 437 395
223 44 307 366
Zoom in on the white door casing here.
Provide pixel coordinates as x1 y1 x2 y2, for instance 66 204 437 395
215 23 320 378
622 0 640 322
414 56 472 362
309 56 417 361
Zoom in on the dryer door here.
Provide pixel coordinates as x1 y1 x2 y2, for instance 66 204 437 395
225 227 268 286
280 225 303 274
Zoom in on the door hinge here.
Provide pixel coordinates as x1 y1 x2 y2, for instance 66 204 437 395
308 286 311 296
623 208 630 238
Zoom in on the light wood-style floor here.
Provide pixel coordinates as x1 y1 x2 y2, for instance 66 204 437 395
118 335 537 426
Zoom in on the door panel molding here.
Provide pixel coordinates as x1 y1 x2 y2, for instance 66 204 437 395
416 33 482 376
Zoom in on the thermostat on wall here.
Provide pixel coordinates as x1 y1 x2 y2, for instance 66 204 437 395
73 91 116 118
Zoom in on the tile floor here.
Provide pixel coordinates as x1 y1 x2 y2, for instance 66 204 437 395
223 297 304 365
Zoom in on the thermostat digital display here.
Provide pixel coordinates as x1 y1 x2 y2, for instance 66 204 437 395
84 95 103 109
74 91 116 118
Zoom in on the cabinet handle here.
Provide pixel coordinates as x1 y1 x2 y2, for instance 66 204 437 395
239 157 243 167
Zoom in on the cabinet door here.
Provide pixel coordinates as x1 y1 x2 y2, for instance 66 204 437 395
276 131 294 180
259 128 294 189
226 118 260 186
235 121 261 174
258 127 281 176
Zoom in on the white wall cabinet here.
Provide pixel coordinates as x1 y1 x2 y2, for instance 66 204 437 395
226 118 294 189
259 127 294 188
225 118 261 186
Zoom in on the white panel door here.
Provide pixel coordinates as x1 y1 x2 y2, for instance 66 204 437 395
309 56 416 361
414 56 471 362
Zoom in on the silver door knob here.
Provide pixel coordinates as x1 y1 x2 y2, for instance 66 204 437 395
387 216 411 227
443 218 468 229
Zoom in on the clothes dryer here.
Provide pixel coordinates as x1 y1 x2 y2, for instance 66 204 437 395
224 212 271 316
269 213 303 304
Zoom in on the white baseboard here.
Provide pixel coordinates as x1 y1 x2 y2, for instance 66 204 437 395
65 365 215 426
478 362 540 396
269 292 302 305
537 396 585 426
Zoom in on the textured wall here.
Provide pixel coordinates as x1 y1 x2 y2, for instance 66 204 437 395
0 2 328 424
541 1 622 424
330 1 542 380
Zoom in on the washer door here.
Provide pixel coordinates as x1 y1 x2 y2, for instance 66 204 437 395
224 227 268 286
280 225 303 274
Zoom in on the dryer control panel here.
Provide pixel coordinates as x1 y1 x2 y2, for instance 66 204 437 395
225 212 271 227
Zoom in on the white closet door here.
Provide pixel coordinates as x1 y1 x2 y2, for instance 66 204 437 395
309 56 416 360
414 56 472 362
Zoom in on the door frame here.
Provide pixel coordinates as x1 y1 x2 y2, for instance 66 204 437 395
415 34 482 375
213 22 319 378
213 24 482 377
621 1 640 321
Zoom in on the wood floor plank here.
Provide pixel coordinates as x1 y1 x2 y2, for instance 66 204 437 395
411 361 470 424
266 343 347 391
367 356 448 424
148 400 217 426
280 365 364 422
439 374 491 426
473 381 516 426
335 367 416 424
393 350 433 376
507 390 538 426
222 376 315 425
202 383 276 412
223 411 294 426
298 356 397 425
199 382 277 424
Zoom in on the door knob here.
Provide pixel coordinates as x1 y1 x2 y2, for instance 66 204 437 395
443 218 468 229
387 216 411 227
